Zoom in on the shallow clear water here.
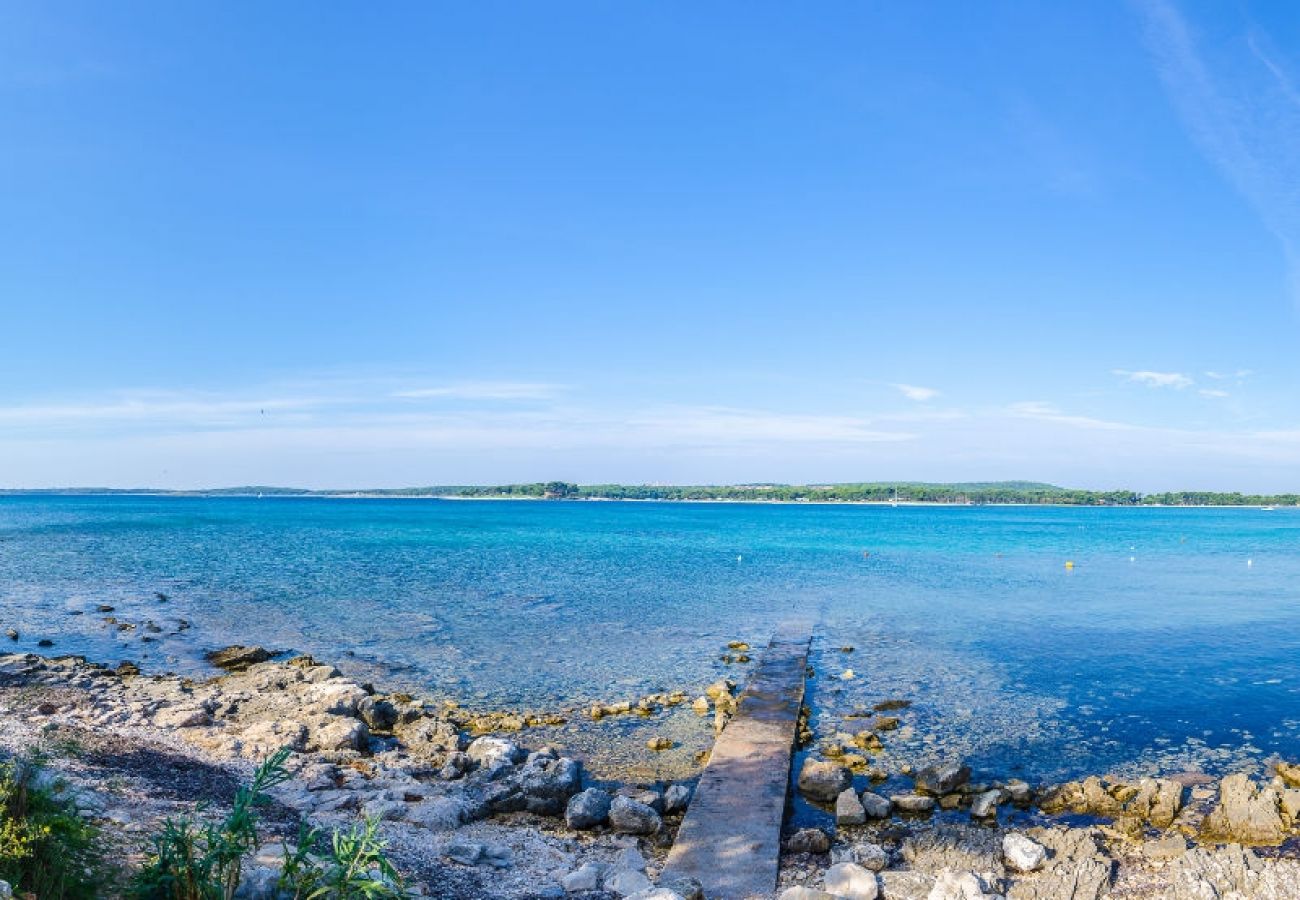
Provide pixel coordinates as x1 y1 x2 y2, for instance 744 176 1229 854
1 495 1297 782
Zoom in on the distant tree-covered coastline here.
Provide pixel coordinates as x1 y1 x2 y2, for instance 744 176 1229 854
4 482 1298 506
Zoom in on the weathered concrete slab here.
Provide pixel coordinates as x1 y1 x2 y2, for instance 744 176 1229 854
660 620 814 899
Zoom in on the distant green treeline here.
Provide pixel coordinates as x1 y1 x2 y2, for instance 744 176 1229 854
8 481 1297 506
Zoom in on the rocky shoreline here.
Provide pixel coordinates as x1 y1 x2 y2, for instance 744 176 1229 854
2 647 1300 899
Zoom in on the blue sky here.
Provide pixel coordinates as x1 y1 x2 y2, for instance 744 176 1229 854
2 1 1299 490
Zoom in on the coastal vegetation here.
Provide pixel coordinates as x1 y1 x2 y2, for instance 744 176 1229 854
7 482 1298 506
0 754 108 899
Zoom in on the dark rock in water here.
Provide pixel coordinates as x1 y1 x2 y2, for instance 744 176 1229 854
37 639 54 647
97 604 115 613
205 645 272 671
4 629 17 641
784 827 832 854
155 592 169 602
116 660 141 677
565 788 612 829
914 761 971 796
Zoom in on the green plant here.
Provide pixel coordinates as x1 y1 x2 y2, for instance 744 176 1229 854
278 817 403 899
129 747 293 900
0 755 108 899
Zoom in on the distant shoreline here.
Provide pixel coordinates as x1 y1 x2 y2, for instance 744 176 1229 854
0 490 1295 510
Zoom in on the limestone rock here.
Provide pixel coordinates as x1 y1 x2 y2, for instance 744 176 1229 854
206 645 272 671
824 861 880 899
608 795 661 835
833 842 889 872
970 789 1002 819
1002 833 1046 872
837 787 867 825
893 794 937 814
467 736 524 769
561 863 603 892
926 870 999 899
604 868 653 896
785 827 832 854
914 762 971 796
1199 773 1286 846
663 783 692 814
565 788 612 829
798 758 853 802
861 791 893 818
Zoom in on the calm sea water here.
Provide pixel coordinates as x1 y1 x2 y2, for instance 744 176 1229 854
1 495 1297 782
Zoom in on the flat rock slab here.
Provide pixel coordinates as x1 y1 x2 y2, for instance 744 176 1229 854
660 620 813 899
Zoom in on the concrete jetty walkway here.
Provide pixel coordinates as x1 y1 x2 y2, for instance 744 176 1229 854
660 620 814 899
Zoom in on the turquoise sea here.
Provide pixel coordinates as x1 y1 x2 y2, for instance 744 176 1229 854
1 495 1298 783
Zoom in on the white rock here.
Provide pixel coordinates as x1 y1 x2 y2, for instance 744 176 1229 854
613 846 648 872
604 868 654 896
824 861 879 899
926 870 1000 900
970 789 1002 819
1001 833 1047 873
624 890 686 900
836 788 867 825
467 735 523 768
303 680 368 715
832 842 888 872
779 888 838 900
561 863 603 893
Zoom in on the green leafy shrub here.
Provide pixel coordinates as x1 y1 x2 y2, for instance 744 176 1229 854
129 748 293 900
0 755 108 899
278 817 403 899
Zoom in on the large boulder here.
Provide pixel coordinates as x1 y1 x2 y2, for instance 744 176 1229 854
798 758 853 802
913 762 970 796
517 756 581 815
565 788 612 829
608 795 661 835
1199 774 1286 846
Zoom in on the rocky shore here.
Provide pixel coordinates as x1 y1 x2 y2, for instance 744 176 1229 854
2 648 1300 899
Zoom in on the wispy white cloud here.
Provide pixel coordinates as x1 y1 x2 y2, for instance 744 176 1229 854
893 383 940 402
1006 401 1136 431
1199 388 1230 398
391 381 563 401
1136 0 1300 298
1112 369 1194 389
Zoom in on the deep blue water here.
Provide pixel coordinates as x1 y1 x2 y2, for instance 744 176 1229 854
1 495 1297 781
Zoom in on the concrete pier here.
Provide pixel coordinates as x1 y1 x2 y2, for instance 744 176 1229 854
660 620 813 899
